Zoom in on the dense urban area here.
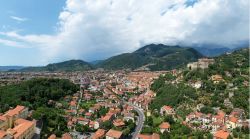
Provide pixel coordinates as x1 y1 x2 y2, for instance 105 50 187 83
0 48 249 139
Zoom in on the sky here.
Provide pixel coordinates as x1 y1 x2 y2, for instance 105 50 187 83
0 0 249 66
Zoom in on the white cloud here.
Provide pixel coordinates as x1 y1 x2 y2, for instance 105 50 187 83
0 0 249 64
10 16 28 22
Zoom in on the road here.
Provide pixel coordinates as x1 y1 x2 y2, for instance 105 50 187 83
32 120 43 139
113 91 145 139
126 102 145 139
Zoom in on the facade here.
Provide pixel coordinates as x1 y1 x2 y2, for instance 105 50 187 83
187 58 215 70
0 105 35 139
160 105 175 116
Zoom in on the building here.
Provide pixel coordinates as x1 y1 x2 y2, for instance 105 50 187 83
0 106 35 139
6 118 36 139
62 133 73 139
106 129 123 139
92 129 106 139
48 134 56 139
136 133 160 139
160 105 175 116
3 105 29 129
211 75 224 84
159 122 170 133
213 130 230 139
187 58 215 70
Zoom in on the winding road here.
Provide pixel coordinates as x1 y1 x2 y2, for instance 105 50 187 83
126 102 145 139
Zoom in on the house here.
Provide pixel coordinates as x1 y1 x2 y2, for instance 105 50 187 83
48 134 56 139
92 129 106 139
7 118 36 139
106 129 123 139
192 81 202 89
3 105 29 128
213 111 225 123
159 122 170 133
213 130 230 139
113 119 125 127
62 133 73 139
89 121 100 129
211 75 224 84
160 105 175 116
226 117 238 129
77 117 89 125
85 112 92 118
136 133 160 139
212 122 223 132
69 101 77 110
101 115 113 122
67 121 73 129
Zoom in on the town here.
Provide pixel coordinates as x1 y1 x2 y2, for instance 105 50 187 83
0 49 249 139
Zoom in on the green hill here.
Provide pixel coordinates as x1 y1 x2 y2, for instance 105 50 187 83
97 44 203 70
21 60 93 72
150 48 249 117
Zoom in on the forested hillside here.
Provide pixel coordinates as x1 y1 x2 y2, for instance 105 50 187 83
150 48 249 117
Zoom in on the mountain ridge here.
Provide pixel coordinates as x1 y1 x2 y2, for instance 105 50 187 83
20 60 93 72
6 44 248 72
97 44 203 70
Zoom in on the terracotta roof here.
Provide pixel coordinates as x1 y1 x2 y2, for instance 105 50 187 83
85 112 92 116
92 129 106 139
48 134 56 139
11 119 35 138
0 130 7 138
137 134 151 139
229 117 238 123
151 133 160 139
159 122 170 129
106 129 122 138
162 105 173 111
0 116 6 121
214 130 229 139
4 105 25 117
62 133 72 139
113 119 125 127
70 101 76 106
136 133 160 139
101 115 112 122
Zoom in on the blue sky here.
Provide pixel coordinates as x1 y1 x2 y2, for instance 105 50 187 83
0 0 65 66
0 0 249 66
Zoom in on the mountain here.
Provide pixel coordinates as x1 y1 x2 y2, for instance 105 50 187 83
89 60 104 65
20 60 93 72
0 66 25 71
0 66 24 71
193 47 232 57
97 44 203 70
190 41 249 57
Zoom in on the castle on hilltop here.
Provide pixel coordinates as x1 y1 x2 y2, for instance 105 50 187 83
187 58 215 70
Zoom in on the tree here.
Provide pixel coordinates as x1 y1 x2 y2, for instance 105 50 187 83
164 115 175 124
101 121 112 130
200 106 215 114
146 116 153 126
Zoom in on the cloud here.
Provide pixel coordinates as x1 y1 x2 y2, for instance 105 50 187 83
0 38 28 48
0 0 249 64
10 16 28 22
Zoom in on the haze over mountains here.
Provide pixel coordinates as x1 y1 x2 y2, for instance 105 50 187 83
0 44 248 72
